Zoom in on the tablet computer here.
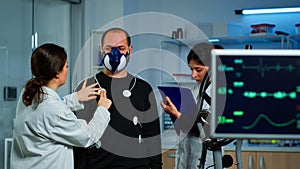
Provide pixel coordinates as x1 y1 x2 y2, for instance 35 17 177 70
158 86 197 123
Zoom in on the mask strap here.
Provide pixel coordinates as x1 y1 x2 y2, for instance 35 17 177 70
94 75 102 88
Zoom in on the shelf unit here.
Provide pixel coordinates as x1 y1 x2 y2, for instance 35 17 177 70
210 34 288 49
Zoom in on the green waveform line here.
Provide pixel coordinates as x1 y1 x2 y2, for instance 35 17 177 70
243 114 296 130
242 58 295 78
244 91 296 99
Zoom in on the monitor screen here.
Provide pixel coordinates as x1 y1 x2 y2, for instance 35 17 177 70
210 49 300 139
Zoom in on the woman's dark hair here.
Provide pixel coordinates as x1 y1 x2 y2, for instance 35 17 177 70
187 42 214 66
22 43 67 108
101 27 131 46
187 43 224 66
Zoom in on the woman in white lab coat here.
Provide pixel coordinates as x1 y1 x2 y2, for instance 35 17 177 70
10 43 112 169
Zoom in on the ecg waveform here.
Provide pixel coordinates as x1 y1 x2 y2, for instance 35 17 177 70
242 114 297 130
241 58 295 78
244 91 297 99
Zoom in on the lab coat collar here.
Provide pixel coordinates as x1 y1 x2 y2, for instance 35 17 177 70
42 86 64 102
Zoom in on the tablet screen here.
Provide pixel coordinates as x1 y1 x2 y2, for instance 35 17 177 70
158 86 197 123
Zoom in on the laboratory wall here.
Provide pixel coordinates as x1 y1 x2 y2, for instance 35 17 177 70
0 0 71 168
0 1 31 168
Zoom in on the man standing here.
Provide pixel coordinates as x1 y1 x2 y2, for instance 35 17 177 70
73 27 162 169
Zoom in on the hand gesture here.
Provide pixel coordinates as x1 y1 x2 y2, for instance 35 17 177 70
97 89 112 110
161 96 182 118
76 80 100 102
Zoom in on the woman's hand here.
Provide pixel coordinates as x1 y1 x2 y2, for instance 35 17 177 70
76 80 100 102
161 96 182 118
97 89 112 110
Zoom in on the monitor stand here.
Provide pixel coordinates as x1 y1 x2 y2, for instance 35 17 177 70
235 139 243 169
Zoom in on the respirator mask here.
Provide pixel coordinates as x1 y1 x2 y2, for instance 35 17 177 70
102 47 130 73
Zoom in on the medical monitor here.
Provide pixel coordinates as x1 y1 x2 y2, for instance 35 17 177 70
210 49 300 139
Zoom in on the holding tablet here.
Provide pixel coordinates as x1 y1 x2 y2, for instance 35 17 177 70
158 86 196 123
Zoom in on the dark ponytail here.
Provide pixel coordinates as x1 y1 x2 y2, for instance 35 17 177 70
22 78 47 107
22 43 67 108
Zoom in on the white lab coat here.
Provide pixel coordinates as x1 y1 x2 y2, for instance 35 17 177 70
10 86 110 169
